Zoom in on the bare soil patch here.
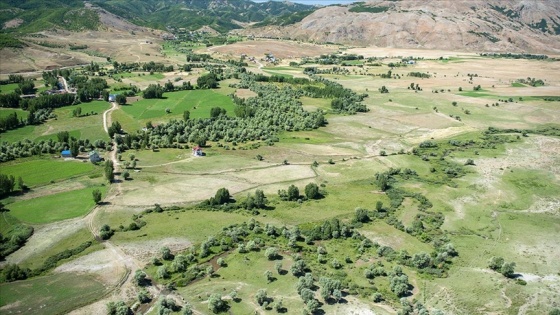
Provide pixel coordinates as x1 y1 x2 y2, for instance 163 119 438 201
54 248 126 286
2 18 23 29
118 237 193 262
235 88 257 98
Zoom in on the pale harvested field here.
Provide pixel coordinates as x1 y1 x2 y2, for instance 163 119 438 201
235 88 258 98
114 164 316 206
4 218 86 265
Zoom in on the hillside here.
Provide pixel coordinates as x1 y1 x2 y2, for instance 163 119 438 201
239 0 560 53
0 0 312 35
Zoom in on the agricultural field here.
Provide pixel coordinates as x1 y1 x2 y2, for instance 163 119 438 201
1 39 559 315
120 89 236 125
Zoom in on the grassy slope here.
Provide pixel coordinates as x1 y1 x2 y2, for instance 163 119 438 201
7 185 107 224
0 272 107 315
0 102 110 143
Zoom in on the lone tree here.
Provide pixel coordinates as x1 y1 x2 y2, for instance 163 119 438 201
264 247 279 260
207 294 226 313
304 182 320 200
104 160 114 182
92 189 102 204
213 188 231 205
134 270 148 286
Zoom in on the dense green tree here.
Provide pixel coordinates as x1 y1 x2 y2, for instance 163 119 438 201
137 290 150 303
488 256 505 271
57 131 70 143
1 264 29 282
304 182 320 199
210 106 227 118
156 265 169 279
197 73 218 89
390 273 410 297
183 110 190 121
134 270 148 286
0 174 16 197
92 189 102 204
107 301 131 315
287 185 299 201
500 262 516 278
99 224 114 240
183 302 194 315
104 160 114 182
264 247 278 260
377 173 389 191
213 188 231 205
207 294 225 313
115 94 127 105
254 189 267 208
72 106 82 117
70 141 79 157
16 80 35 95
160 246 172 260
291 259 306 276
143 84 165 99
256 289 268 306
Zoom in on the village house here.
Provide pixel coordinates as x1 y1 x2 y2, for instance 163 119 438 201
192 146 203 157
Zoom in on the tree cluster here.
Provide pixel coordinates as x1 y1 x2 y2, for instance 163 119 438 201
143 84 165 99
488 256 516 278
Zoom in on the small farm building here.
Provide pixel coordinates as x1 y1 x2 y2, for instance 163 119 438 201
61 150 72 158
89 151 101 163
192 146 203 156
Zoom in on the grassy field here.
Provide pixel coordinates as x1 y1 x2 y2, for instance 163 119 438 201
6 185 107 224
1 157 100 187
120 89 236 123
0 102 110 143
0 108 29 119
0 83 18 94
109 210 250 244
0 272 108 315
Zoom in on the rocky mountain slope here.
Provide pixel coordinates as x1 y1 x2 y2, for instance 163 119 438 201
239 0 560 53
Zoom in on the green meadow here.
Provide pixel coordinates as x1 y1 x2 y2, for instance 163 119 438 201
1 158 99 187
6 185 107 224
120 89 236 124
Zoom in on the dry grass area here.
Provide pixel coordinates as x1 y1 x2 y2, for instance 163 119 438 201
208 39 338 59
1 27 166 74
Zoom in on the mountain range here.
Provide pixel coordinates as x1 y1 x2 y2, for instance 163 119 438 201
1 0 560 53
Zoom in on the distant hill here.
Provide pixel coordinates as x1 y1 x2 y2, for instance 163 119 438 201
240 0 560 53
0 0 100 33
0 0 314 34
